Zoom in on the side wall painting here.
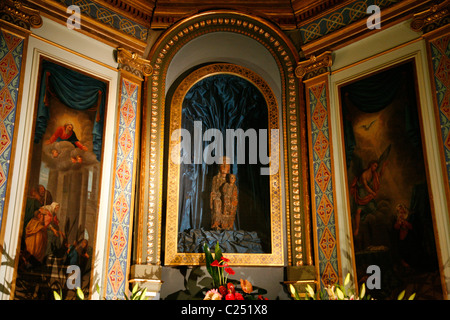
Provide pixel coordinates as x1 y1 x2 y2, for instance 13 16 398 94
14 59 107 300
340 61 443 299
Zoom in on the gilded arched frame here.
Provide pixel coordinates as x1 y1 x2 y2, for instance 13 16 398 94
139 10 310 266
166 63 282 265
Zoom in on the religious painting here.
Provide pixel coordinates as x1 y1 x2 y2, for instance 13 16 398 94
164 63 283 266
339 60 443 299
13 58 108 300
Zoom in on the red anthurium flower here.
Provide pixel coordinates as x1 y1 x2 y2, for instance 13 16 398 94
225 267 235 275
225 293 235 300
235 292 244 300
221 257 230 262
219 286 227 296
227 283 236 294
210 260 220 267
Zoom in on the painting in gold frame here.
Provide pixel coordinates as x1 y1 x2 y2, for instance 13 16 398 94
12 57 108 300
338 59 444 299
164 63 283 266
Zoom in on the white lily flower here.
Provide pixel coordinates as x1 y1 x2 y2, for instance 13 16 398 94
305 284 315 299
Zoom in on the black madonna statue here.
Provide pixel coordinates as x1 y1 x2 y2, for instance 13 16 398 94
210 158 238 231
176 74 271 254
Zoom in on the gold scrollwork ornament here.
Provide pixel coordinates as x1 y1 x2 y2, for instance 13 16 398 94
116 47 153 78
0 0 43 30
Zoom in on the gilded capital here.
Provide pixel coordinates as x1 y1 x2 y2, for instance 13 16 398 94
410 0 449 33
116 47 153 79
295 51 332 80
0 0 43 30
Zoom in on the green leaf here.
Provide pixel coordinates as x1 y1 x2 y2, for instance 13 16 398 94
203 244 214 273
140 288 148 300
203 243 220 287
257 288 268 295
397 290 405 300
214 242 223 262
95 283 100 295
318 290 324 300
76 287 85 300
132 283 139 295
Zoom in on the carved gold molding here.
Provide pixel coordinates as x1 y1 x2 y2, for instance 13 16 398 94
0 0 43 30
116 47 153 79
140 10 311 267
295 51 333 80
139 10 312 268
165 63 283 266
410 0 449 33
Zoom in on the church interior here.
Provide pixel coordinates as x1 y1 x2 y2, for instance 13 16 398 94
0 0 449 301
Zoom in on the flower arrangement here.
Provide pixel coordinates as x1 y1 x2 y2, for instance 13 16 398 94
289 273 416 300
203 242 268 300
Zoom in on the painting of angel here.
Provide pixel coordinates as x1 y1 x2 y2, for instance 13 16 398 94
340 61 443 299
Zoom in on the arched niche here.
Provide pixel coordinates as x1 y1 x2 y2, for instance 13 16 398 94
165 63 282 265
137 10 311 269
166 31 281 107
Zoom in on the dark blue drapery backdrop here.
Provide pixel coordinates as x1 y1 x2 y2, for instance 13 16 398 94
177 74 271 252
34 60 107 161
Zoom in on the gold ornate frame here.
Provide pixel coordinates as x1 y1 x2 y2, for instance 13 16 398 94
164 63 283 266
138 10 310 268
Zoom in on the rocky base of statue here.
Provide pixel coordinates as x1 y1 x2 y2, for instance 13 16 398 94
178 228 264 253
